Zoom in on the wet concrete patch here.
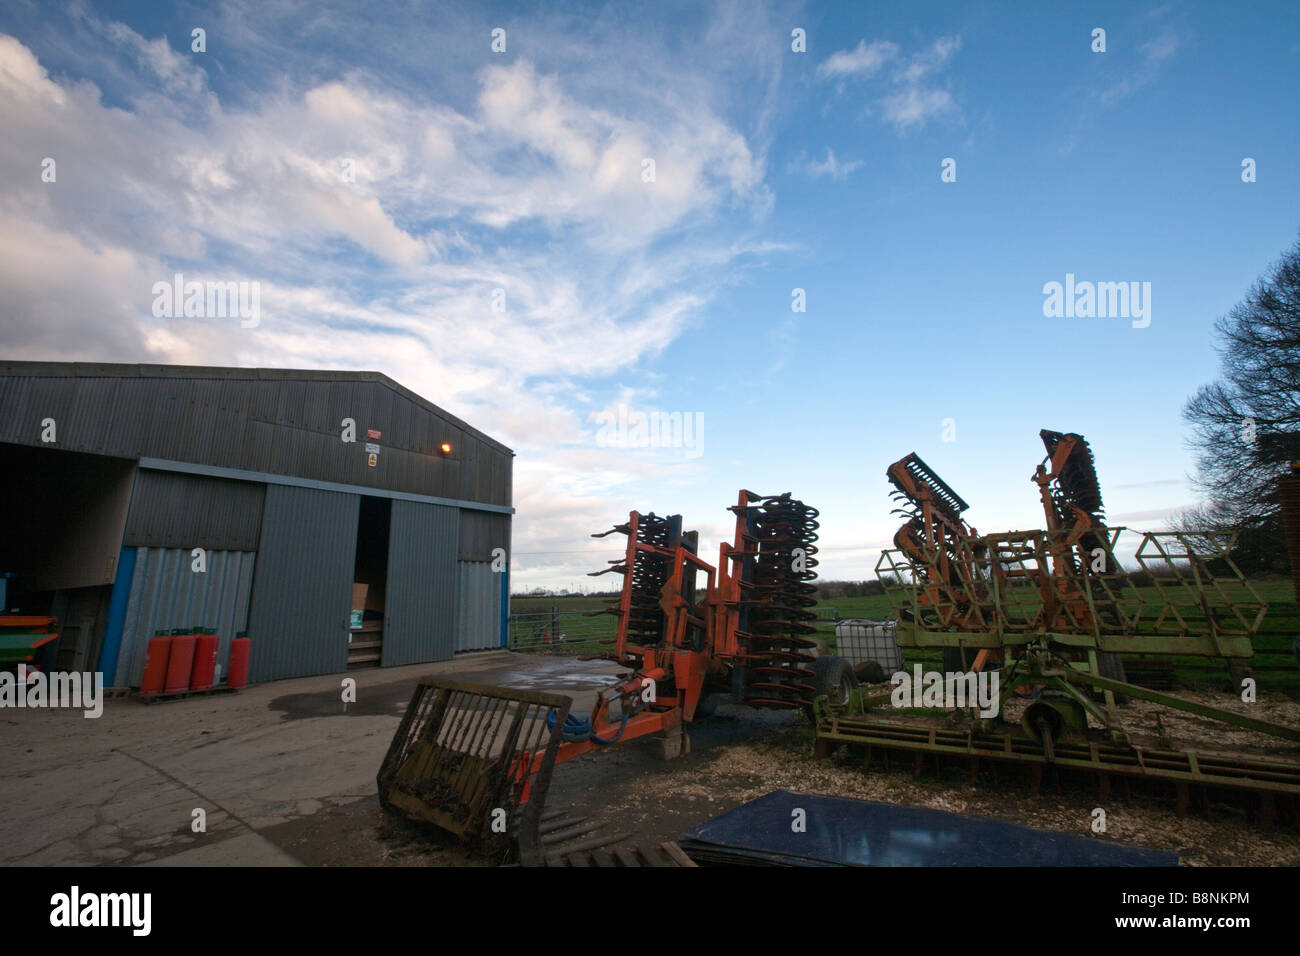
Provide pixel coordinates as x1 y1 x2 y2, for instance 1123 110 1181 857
268 680 415 721
466 655 627 696
267 658 626 722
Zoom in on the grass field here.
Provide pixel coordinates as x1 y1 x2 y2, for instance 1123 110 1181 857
509 582 1298 689
512 596 616 614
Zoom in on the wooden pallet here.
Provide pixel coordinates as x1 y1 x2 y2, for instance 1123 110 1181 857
530 807 696 866
138 684 240 704
547 842 696 867
347 625 383 668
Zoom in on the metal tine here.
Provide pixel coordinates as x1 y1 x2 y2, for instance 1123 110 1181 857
433 689 477 778
452 694 499 794
446 689 482 753
426 691 461 781
433 688 462 748
524 703 549 755
466 695 505 761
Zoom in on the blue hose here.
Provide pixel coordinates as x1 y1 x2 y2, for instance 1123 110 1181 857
547 709 629 745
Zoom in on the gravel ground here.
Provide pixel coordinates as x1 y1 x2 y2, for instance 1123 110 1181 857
371 687 1300 867
314 681 1300 868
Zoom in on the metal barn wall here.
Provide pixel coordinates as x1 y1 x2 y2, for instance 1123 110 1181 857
246 485 359 682
458 510 510 561
0 366 513 507
115 547 255 687
124 469 265 550
382 499 458 666
456 561 501 652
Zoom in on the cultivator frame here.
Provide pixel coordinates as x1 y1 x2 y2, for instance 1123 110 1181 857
875 527 1265 667
380 489 826 858
588 489 823 712
817 431 1300 823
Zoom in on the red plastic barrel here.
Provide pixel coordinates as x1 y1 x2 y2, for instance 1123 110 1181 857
227 631 251 690
164 628 197 694
140 630 172 696
190 628 219 692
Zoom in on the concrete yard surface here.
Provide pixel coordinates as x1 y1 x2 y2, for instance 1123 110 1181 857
0 651 625 867
6 650 1300 868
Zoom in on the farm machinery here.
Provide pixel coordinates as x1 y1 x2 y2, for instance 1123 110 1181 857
817 429 1300 822
378 490 855 861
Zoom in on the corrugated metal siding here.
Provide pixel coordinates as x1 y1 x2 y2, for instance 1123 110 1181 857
0 365 513 507
124 470 265 550
455 561 501 652
246 485 359 682
458 510 511 561
115 548 255 687
383 499 458 666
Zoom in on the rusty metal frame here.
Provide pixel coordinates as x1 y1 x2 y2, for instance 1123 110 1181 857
377 677 572 864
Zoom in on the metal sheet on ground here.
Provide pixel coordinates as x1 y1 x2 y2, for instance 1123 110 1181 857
679 790 1179 867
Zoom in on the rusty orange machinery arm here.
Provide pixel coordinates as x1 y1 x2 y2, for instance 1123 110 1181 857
588 509 654 661
885 454 980 585
521 543 719 778
517 646 712 781
1034 433 1079 485
711 488 763 663
1032 433 1078 534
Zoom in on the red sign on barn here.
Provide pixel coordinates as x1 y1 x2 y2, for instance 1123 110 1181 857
366 428 382 440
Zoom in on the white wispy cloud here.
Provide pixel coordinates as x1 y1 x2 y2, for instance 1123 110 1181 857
1061 24 1184 153
818 34 961 131
1099 31 1181 104
879 87 956 130
791 147 863 180
0 4 789 588
816 39 898 80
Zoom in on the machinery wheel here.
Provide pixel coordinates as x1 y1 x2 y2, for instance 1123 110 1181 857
805 655 858 724
854 660 886 684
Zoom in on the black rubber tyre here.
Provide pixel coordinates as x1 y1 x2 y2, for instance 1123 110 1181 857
854 660 886 684
805 655 858 724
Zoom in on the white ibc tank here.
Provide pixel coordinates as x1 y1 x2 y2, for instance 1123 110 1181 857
833 619 902 674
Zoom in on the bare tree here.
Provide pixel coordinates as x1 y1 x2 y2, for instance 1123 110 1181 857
1180 234 1300 571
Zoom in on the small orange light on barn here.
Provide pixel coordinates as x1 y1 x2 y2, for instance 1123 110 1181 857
440 442 452 455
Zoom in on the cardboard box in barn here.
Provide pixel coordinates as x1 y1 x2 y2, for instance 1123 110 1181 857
350 579 386 618
350 583 368 629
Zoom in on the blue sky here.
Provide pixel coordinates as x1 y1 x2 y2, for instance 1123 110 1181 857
2 1 1297 590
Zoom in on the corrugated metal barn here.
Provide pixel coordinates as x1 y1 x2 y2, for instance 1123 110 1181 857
0 362 513 687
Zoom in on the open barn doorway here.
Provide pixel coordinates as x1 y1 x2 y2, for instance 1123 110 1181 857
0 442 134 675
348 496 391 668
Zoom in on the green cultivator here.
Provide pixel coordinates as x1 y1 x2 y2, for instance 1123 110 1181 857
816 431 1300 823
